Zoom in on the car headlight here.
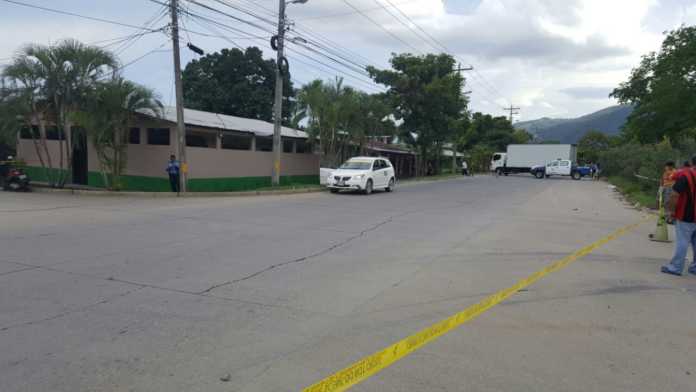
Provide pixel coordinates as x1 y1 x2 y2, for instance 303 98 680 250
353 174 364 180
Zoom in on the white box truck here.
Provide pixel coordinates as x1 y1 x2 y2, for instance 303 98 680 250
490 144 577 175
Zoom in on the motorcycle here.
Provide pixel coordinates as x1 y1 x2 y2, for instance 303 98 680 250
0 157 31 192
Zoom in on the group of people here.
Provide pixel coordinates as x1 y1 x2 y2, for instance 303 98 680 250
660 158 696 276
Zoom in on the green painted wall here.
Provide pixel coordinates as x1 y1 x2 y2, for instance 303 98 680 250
22 166 68 183
24 166 318 192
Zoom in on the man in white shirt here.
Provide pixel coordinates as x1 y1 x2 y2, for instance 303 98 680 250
461 161 469 176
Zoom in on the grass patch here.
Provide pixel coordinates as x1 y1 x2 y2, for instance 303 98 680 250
609 176 657 209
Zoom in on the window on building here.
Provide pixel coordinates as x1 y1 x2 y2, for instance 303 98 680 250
283 138 294 153
186 129 216 148
221 133 252 150
255 136 273 152
46 126 63 140
296 139 311 154
129 128 141 144
147 128 170 145
20 126 39 139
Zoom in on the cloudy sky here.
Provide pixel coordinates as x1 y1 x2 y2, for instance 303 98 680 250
2 0 695 121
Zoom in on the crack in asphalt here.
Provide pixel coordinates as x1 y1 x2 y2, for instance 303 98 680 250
196 216 396 295
0 287 145 332
0 205 84 213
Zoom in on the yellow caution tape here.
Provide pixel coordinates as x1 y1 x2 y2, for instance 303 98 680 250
302 217 650 392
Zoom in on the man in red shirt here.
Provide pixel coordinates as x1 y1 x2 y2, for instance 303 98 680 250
662 157 696 276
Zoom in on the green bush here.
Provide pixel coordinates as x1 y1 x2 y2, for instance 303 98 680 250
599 138 696 207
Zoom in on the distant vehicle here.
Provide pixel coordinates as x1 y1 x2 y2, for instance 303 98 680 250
0 157 30 192
326 157 395 195
530 159 591 180
491 144 577 176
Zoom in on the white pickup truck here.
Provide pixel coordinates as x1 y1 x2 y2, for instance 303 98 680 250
530 159 592 180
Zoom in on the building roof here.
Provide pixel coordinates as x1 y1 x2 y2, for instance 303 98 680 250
138 106 309 139
365 141 416 155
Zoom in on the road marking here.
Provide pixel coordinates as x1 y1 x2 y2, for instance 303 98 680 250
302 217 650 392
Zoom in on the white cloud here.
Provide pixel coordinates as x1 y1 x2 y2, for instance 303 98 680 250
0 0 691 121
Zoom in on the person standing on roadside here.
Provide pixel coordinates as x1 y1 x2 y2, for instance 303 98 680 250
461 160 469 176
592 162 602 181
166 154 181 193
662 156 696 276
661 161 677 223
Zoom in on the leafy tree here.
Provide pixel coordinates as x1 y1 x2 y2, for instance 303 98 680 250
295 78 393 166
512 129 533 144
368 53 467 175
22 39 118 186
1 56 57 184
460 112 521 151
611 26 696 144
76 78 162 190
182 47 294 123
577 130 610 163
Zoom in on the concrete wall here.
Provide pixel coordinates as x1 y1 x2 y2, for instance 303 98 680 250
187 147 318 178
17 139 68 169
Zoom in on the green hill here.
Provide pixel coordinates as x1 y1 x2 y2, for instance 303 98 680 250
515 105 633 143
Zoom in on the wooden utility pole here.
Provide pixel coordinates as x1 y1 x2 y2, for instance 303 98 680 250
170 0 187 192
271 0 287 186
450 64 473 174
504 105 520 123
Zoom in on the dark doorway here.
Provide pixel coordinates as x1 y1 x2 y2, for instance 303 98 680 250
72 130 88 185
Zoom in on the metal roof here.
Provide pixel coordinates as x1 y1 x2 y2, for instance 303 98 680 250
138 107 309 139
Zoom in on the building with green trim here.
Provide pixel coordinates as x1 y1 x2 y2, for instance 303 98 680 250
16 107 319 192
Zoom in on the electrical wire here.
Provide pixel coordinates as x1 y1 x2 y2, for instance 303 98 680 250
340 0 422 54
186 12 384 93
376 0 510 106
1 0 164 32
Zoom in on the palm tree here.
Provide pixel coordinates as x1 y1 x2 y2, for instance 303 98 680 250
25 39 118 186
77 77 162 190
1 55 57 184
297 78 364 166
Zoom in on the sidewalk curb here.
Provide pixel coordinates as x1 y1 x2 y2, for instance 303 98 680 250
30 186 326 198
27 174 469 198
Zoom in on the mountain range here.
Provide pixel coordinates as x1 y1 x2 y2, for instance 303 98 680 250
514 105 633 144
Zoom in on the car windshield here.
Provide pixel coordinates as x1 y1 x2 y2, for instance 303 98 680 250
340 161 372 170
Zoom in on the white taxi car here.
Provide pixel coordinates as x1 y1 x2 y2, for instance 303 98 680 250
326 157 396 194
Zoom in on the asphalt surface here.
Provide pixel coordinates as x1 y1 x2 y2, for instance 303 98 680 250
1 175 694 392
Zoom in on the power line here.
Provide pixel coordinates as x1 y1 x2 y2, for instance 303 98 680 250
340 0 422 54
375 0 510 107
504 105 520 123
186 0 276 34
209 0 277 27
295 0 420 21
1 0 164 32
185 11 384 93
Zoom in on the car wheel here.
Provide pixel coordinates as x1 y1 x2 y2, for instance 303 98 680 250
534 171 545 179
572 171 582 180
364 179 373 195
496 168 503 176
330 188 339 193
385 178 395 192
8 182 20 191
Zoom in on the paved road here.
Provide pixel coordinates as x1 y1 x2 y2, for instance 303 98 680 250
1 176 694 392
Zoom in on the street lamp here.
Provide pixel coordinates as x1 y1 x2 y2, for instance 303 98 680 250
271 0 308 186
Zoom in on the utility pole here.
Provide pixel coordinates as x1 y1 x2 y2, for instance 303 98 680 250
451 64 473 174
504 105 520 123
271 0 307 186
271 0 287 187
170 0 187 193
